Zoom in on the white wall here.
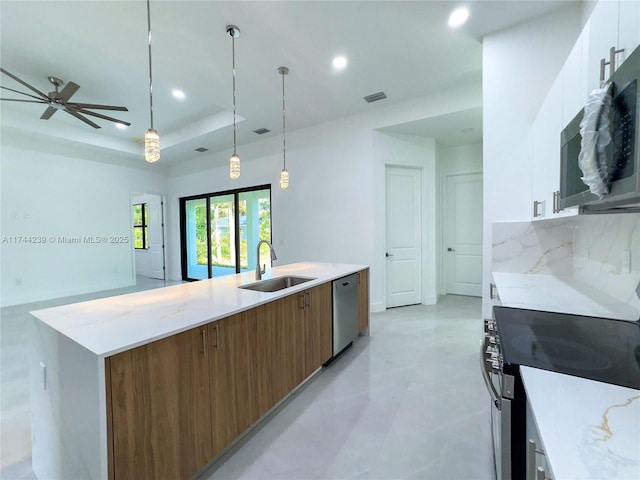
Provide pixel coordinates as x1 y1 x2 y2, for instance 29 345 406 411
482 3 586 318
0 145 166 306
436 142 483 295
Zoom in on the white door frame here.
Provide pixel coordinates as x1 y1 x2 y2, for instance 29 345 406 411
385 166 423 308
130 191 167 281
440 170 483 296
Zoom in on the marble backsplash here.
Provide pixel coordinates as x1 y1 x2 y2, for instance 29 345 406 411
492 213 640 312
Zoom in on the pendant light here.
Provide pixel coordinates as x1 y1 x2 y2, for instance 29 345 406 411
227 25 241 179
278 66 290 189
144 0 160 163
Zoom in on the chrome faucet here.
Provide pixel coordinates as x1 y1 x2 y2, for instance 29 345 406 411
255 240 277 280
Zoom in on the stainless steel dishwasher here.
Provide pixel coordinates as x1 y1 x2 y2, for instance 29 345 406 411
332 273 359 356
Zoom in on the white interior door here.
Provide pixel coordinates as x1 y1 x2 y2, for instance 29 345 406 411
386 166 422 308
147 198 165 280
444 172 482 296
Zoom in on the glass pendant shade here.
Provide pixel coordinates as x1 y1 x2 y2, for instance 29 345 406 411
230 153 241 179
280 168 289 189
144 128 160 163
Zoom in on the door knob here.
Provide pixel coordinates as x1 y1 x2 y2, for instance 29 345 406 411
447 247 455 252
385 252 394 257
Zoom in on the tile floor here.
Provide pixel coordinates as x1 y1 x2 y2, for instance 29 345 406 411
1 283 493 480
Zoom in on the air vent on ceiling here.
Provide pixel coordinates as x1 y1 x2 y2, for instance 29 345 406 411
195 147 208 152
253 128 270 135
364 91 387 103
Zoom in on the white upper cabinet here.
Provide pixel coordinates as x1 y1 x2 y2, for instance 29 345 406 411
586 0 619 92
586 0 640 93
617 0 640 66
562 28 589 127
531 73 563 220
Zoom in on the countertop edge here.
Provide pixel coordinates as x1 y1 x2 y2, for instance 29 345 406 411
30 262 369 358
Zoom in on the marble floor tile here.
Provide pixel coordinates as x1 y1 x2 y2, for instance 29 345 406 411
1 288 491 480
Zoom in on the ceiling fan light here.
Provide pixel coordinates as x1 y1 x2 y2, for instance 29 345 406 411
144 129 160 163
230 153 241 179
280 168 289 189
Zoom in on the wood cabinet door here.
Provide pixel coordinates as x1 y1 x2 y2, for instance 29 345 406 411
255 294 305 417
108 326 212 480
304 283 333 377
357 269 370 333
209 310 260 456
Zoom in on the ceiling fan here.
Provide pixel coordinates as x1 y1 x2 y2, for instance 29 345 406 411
0 67 130 129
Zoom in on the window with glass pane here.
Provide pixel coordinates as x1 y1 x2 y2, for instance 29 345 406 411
184 198 208 279
239 188 271 272
133 203 147 249
209 194 236 277
180 186 271 281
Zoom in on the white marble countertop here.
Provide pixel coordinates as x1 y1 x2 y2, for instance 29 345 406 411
521 366 640 480
30 262 367 358
492 272 640 321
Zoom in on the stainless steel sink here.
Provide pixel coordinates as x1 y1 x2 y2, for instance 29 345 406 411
239 276 316 293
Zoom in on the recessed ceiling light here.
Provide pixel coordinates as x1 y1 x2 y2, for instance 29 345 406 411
115 123 128 130
172 89 186 99
332 56 348 70
448 7 469 28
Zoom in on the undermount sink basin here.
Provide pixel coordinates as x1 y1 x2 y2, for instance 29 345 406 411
239 276 316 293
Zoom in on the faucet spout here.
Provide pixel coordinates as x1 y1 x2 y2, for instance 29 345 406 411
255 240 277 280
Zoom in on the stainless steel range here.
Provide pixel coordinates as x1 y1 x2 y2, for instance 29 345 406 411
481 306 640 480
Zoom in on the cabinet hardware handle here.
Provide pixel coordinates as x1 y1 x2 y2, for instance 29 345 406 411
201 328 207 357
609 46 624 76
533 200 543 218
357 272 361 285
214 324 220 351
298 293 305 310
305 291 311 308
536 466 546 480
552 191 562 214
528 439 537 480
490 282 496 300
601 46 625 85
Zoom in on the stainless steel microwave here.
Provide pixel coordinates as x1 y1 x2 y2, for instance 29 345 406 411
559 45 640 213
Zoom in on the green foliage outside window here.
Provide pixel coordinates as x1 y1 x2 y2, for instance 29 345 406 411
133 204 147 249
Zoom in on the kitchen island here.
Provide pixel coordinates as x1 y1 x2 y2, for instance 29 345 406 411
29 262 370 480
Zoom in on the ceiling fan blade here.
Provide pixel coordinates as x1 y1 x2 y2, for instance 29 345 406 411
74 107 131 126
64 109 101 129
58 81 80 102
1 68 49 100
0 98 47 104
1 85 46 102
66 102 128 112
40 106 57 120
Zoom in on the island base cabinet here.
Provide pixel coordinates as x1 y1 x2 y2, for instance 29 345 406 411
107 326 213 480
304 283 333 377
254 295 306 417
209 310 261 456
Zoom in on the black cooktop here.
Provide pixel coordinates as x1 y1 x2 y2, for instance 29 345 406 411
493 306 640 390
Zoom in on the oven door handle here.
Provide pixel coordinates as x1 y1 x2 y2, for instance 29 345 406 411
480 341 501 410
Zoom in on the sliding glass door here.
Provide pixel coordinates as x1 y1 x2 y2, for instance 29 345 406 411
181 185 271 281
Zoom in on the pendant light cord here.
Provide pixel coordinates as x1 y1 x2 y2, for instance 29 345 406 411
232 33 237 154
281 70 286 169
146 0 154 130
